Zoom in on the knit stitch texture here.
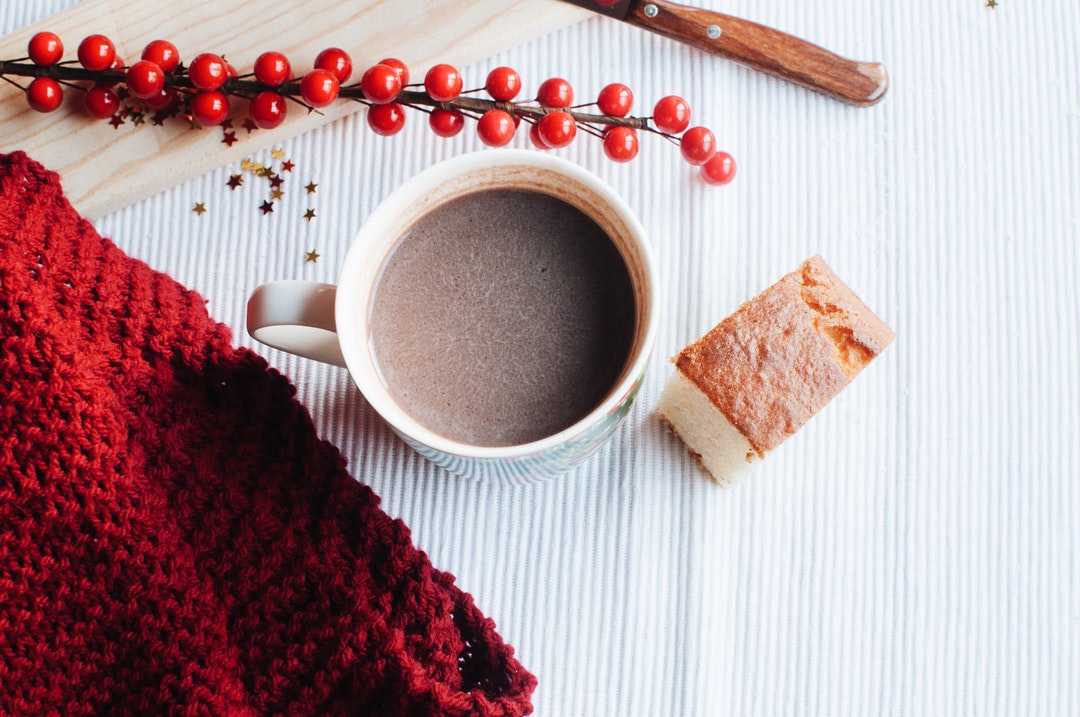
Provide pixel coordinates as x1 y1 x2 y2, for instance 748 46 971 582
0 151 535 716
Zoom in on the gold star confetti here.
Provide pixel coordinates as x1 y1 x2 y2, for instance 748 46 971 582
304 249 320 263
226 153 320 225
193 202 207 216
986 0 997 6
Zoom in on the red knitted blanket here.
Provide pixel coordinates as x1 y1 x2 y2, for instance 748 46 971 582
0 151 535 716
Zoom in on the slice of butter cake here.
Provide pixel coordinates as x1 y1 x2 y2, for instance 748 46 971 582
657 255 894 485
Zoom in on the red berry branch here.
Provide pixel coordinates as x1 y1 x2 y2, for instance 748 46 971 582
2 31 736 185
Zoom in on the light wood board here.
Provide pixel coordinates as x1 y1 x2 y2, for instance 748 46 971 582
0 0 588 218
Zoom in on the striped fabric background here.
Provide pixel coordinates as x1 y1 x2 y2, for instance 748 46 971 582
3 0 1077 714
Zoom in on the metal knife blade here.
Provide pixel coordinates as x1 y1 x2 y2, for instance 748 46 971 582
560 0 888 106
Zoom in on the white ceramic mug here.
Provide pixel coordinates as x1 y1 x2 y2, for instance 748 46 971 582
247 150 658 483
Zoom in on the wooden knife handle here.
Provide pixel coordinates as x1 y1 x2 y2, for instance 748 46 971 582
626 0 888 106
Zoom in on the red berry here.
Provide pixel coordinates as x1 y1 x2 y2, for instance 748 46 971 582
477 109 516 146
361 64 401 104
28 31 63 66
378 58 410 87
536 110 577 148
367 102 406 136
429 108 464 138
485 66 521 101
108 54 126 83
597 83 633 117
679 126 717 166
300 69 339 108
141 39 180 73
83 84 119 118
144 86 178 111
125 60 165 100
701 151 736 185
26 77 63 112
315 47 353 84
424 64 463 102
188 53 227 91
77 34 115 72
189 90 230 126
529 122 551 150
536 77 573 108
249 91 287 129
89 53 124 87
254 51 291 86
653 95 690 133
602 126 639 162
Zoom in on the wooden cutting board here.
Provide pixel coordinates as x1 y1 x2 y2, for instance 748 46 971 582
0 0 588 218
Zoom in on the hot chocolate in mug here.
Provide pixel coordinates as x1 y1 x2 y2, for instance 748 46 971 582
247 150 658 483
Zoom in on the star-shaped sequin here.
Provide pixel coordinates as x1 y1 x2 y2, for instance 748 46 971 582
304 249 320 263
226 174 244 190
305 181 318 195
259 200 274 215
303 208 316 222
222 130 238 146
193 202 207 216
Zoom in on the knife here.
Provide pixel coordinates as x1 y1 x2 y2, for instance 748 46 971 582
562 0 888 106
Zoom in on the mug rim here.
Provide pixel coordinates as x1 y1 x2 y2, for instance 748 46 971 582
336 149 658 461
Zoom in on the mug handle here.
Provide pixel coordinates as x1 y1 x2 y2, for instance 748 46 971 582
246 280 347 367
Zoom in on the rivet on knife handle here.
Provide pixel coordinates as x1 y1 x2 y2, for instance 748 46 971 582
628 0 888 106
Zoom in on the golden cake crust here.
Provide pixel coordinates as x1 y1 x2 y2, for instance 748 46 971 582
674 255 894 456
